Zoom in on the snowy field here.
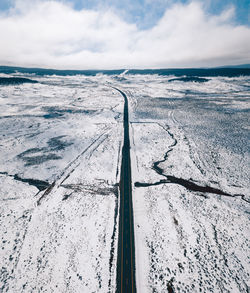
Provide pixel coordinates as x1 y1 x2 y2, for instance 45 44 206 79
0 72 249 292
124 74 250 292
0 75 123 292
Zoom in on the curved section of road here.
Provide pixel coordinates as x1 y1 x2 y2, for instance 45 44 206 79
114 87 136 293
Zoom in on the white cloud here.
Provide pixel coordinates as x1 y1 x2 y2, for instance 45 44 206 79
0 0 250 69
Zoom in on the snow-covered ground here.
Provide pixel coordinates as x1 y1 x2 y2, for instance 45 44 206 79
0 75 123 292
122 74 250 292
0 73 249 292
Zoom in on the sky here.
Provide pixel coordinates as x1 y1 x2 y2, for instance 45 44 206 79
0 0 249 69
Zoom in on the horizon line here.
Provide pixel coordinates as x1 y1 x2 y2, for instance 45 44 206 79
1 64 250 72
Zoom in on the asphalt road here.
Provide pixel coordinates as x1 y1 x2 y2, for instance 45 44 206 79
114 88 136 293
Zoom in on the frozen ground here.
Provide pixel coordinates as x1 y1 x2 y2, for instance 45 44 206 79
0 72 249 292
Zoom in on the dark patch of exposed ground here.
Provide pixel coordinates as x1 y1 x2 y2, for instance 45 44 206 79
0 77 38 85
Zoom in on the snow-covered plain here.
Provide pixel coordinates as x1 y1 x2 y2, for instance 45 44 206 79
0 75 123 292
0 73 249 292
123 74 250 292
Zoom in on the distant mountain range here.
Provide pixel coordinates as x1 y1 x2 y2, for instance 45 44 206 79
215 64 250 69
0 64 250 77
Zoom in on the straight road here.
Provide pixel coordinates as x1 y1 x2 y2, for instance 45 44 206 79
114 88 136 293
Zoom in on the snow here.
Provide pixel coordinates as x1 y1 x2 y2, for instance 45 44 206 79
123 75 250 292
0 73 249 292
0 76 123 292
131 123 249 292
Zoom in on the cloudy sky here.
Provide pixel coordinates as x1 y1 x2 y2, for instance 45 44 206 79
0 0 250 69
